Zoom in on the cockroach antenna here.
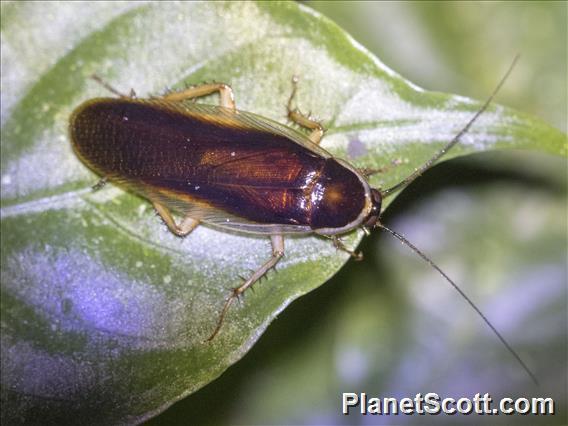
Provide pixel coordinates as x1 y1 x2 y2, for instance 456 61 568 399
381 54 520 198
376 55 539 385
378 224 539 386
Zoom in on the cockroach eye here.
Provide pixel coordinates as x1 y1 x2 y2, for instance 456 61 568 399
363 188 382 228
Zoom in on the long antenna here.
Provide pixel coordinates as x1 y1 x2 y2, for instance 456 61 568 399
382 54 520 198
378 223 538 386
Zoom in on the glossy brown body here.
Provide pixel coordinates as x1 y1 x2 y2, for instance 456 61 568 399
70 98 371 234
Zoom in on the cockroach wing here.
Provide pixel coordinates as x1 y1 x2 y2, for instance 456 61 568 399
72 99 335 235
170 195 315 235
122 177 315 235
174 102 334 160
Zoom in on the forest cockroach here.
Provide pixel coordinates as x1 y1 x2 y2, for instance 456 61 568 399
69 56 536 384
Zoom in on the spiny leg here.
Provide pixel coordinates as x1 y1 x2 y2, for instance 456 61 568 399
358 167 389 179
90 74 136 99
153 201 199 237
207 234 285 341
162 82 236 111
358 159 403 179
287 76 325 145
92 176 108 191
331 236 363 261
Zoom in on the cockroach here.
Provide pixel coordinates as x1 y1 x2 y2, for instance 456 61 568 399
69 56 537 384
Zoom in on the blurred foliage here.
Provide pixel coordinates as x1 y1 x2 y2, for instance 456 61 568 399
306 1 567 132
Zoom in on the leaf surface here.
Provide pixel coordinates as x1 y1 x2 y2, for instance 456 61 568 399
1 2 565 423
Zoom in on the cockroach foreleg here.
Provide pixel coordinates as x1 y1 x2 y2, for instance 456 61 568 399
357 167 389 179
152 201 199 237
331 236 363 261
207 234 285 341
358 159 403 179
162 83 236 111
287 77 325 145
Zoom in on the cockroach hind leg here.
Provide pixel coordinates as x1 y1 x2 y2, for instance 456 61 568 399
152 201 199 237
286 77 325 145
206 235 285 342
161 82 236 111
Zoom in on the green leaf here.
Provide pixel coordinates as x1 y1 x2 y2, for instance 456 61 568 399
1 1 565 424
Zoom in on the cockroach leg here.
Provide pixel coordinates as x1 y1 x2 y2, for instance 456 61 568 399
287 77 325 145
207 234 285 341
358 159 403 179
162 83 236 111
357 167 388 179
91 176 108 191
152 201 199 237
331 236 363 261
90 74 136 99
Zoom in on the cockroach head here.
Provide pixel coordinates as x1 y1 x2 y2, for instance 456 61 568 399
363 188 382 229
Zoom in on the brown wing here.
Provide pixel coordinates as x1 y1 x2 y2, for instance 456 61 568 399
71 98 329 231
140 142 325 226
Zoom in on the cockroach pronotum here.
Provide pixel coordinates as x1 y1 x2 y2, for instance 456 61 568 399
69 56 536 384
